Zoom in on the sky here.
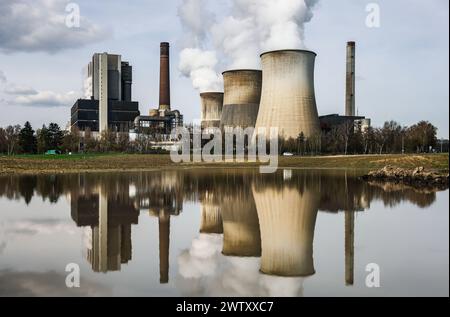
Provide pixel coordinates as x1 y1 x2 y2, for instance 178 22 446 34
0 0 448 138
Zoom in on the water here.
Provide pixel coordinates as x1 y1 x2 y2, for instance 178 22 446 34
0 169 448 297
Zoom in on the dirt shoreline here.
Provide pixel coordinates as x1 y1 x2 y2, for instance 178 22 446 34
362 166 449 190
0 154 448 177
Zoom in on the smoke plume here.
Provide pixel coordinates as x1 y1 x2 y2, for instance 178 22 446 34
178 0 223 93
178 0 319 89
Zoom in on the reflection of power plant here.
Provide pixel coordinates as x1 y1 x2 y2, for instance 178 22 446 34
71 183 139 273
200 192 223 234
145 172 183 284
345 211 355 286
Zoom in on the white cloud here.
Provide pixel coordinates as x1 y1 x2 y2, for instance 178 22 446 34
0 70 77 108
11 90 77 108
4 85 38 96
0 0 109 53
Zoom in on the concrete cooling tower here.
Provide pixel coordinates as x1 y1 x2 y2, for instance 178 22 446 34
252 185 319 277
221 70 262 130
255 50 321 140
200 92 224 130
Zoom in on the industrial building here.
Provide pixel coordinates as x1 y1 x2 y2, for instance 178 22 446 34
133 42 184 136
221 70 262 131
71 53 140 133
320 114 371 133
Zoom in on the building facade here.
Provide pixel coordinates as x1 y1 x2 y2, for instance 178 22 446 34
71 53 140 133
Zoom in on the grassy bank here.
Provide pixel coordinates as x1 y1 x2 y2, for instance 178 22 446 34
0 153 448 176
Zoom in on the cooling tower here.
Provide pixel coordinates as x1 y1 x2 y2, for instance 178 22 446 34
255 50 321 140
345 42 356 117
221 70 262 130
252 185 319 277
200 92 224 130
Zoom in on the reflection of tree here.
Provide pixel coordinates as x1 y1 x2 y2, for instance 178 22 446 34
0 169 442 210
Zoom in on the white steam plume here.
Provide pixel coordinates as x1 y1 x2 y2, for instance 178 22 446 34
178 0 319 90
178 0 223 93
213 0 319 69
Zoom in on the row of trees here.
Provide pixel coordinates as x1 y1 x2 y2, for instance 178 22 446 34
0 120 446 156
280 120 443 156
0 123 166 155
0 122 76 155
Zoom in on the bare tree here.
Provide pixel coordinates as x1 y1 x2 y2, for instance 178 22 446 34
4 125 21 155
337 121 354 155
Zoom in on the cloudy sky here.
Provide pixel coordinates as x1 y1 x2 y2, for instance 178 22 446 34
0 0 448 137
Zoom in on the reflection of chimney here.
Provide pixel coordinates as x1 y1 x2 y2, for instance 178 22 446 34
346 42 356 117
159 211 170 284
345 211 355 286
159 42 171 111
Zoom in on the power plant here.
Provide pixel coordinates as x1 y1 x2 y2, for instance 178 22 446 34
71 53 140 134
221 70 262 130
319 42 371 133
195 42 371 141
71 43 184 145
134 42 184 136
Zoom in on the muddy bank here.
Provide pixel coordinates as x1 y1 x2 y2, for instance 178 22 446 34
362 166 449 190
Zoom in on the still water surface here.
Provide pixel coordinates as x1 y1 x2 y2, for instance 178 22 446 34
0 169 448 297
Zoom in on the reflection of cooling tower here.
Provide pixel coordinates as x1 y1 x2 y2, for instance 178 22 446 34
221 194 261 257
253 186 319 277
255 50 321 139
201 92 224 130
221 70 262 130
200 195 223 234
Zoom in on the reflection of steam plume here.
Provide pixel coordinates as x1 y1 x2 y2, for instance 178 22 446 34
252 186 319 277
221 192 261 257
259 274 305 297
200 193 223 234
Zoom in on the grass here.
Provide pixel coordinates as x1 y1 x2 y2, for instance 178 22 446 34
0 153 448 176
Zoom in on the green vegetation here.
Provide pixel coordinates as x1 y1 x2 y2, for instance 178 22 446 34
1 153 447 176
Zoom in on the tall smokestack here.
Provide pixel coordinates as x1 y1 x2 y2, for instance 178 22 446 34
159 42 171 111
346 42 356 117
